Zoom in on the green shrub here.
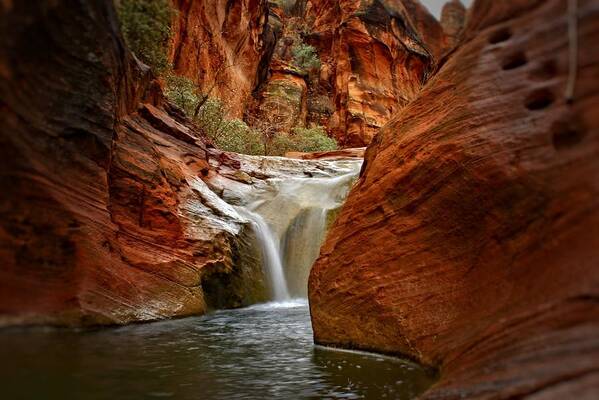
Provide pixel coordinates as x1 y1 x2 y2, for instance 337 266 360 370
164 74 199 115
117 0 175 74
193 98 263 155
291 42 321 72
291 126 338 153
164 78 337 156
266 126 338 156
217 123 264 156
269 135 297 156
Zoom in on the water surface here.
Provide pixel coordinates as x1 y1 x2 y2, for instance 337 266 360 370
1 301 435 399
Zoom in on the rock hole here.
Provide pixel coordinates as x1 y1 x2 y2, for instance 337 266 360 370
552 119 585 150
502 51 528 70
489 27 512 44
525 88 555 111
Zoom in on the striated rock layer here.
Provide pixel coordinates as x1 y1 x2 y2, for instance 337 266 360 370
169 0 273 117
309 0 599 398
302 0 447 146
0 0 350 327
0 0 268 326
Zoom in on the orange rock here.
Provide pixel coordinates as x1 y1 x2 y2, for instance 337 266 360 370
304 0 447 146
440 0 466 48
167 1 449 147
251 60 309 133
0 0 267 326
309 0 599 397
169 0 272 117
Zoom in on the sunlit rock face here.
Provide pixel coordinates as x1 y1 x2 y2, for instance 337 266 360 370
169 0 272 117
309 0 599 398
302 0 447 147
168 0 449 147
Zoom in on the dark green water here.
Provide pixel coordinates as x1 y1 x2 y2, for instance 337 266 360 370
0 300 435 399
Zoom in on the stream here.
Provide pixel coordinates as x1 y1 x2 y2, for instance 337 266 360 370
1 158 436 399
1 301 434 399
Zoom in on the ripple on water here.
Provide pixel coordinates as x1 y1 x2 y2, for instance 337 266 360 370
0 303 435 400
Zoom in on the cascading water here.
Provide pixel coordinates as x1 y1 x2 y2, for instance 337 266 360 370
3 156 436 400
237 159 362 300
236 208 290 301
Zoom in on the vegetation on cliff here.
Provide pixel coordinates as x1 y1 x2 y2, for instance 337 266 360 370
117 0 337 156
117 0 174 74
291 42 321 74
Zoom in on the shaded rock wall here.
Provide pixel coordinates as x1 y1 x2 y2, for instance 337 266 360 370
0 0 272 326
309 0 599 397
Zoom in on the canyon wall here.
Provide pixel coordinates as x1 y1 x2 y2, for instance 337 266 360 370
0 0 276 327
309 0 599 398
300 0 447 147
169 0 273 117
168 0 453 147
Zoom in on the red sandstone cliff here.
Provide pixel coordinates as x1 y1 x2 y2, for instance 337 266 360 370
168 0 448 147
0 0 277 326
169 0 273 117
309 0 599 397
301 0 448 146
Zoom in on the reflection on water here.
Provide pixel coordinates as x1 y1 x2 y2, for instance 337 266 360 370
0 301 435 399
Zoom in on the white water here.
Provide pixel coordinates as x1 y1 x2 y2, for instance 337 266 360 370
237 208 290 301
237 159 362 300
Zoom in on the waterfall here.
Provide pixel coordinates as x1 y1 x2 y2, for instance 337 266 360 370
238 159 362 300
237 208 290 301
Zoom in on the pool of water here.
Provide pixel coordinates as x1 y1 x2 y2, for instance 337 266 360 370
0 300 435 399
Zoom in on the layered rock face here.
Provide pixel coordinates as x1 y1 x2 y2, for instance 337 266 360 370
0 0 273 326
169 0 272 117
309 0 599 397
170 0 448 147
301 0 447 146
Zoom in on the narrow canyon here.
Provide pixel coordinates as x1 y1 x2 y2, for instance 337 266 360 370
0 0 597 399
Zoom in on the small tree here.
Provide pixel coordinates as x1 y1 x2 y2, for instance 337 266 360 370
164 74 199 115
291 42 321 73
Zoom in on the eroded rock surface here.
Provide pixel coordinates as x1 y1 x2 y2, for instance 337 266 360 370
169 0 272 117
309 0 599 397
0 0 354 327
301 0 447 146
